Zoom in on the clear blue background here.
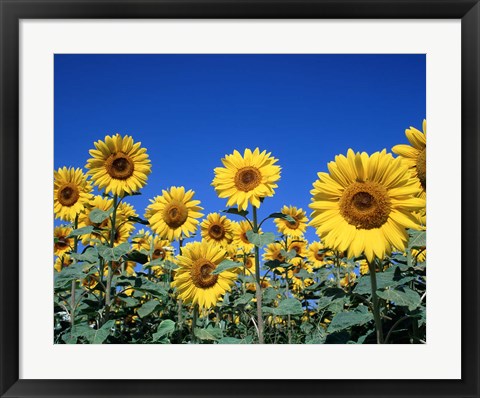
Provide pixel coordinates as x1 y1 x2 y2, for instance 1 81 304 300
54 54 425 243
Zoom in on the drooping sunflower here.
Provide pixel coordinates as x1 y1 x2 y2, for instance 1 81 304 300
274 205 308 238
232 220 260 253
340 272 357 288
54 167 92 221
306 241 333 268
145 186 203 242
309 149 425 262
171 241 238 309
54 254 73 272
53 226 73 256
392 120 427 195
200 212 234 247
85 134 152 197
212 148 281 211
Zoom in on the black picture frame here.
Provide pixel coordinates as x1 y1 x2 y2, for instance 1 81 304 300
1 0 478 397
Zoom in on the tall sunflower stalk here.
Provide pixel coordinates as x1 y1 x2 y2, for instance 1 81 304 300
252 206 265 344
368 258 384 344
105 194 119 309
70 214 79 328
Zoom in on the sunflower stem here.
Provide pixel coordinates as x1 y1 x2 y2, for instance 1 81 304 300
177 235 184 327
368 258 384 344
191 305 199 343
252 206 264 344
335 252 341 288
70 214 79 329
105 194 119 311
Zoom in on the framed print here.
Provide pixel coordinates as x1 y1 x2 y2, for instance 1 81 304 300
1 0 479 397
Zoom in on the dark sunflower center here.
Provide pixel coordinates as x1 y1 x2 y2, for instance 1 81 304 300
245 258 254 269
152 248 166 261
105 152 135 180
339 182 391 230
287 217 300 229
234 167 262 192
416 148 426 190
163 201 188 229
55 238 69 250
241 232 249 244
191 260 218 289
209 223 225 240
290 245 301 254
314 251 325 261
57 184 80 207
275 251 286 262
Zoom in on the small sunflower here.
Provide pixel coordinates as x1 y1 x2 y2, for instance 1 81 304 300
148 237 175 276
212 148 281 211
85 133 152 196
263 242 287 264
287 239 307 265
53 226 73 256
171 241 238 309
306 241 333 268
274 205 308 238
309 149 425 262
54 254 73 272
392 120 427 194
104 260 136 277
78 195 114 245
131 228 152 252
145 186 203 241
340 272 357 288
232 220 260 252
359 260 370 275
54 167 92 221
200 212 234 247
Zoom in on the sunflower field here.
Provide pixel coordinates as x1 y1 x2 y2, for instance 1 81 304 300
54 121 426 344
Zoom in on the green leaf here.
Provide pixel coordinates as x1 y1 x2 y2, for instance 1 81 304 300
245 230 276 247
306 330 327 344
133 277 168 297
353 266 414 295
118 296 139 307
266 212 295 223
217 337 251 344
67 226 94 237
163 260 178 271
152 319 175 341
408 230 426 249
123 249 149 265
91 320 115 344
97 242 131 261
89 208 113 224
376 287 421 311
328 306 373 333
233 293 254 306
274 298 303 316
222 207 249 218
280 249 297 261
212 259 242 275
70 247 98 263
194 327 223 341
137 300 161 318
127 216 149 225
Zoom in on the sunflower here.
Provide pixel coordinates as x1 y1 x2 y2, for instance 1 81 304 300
54 167 92 221
309 149 425 262
148 237 175 276
54 254 73 272
212 148 281 211
232 220 260 253
340 272 357 288
306 241 333 268
131 228 152 252
287 239 307 265
53 226 73 256
263 242 287 270
171 241 238 309
104 260 136 277
236 253 257 276
85 133 152 197
359 260 370 275
200 213 234 247
274 205 308 238
145 186 203 241
78 195 113 245
392 120 427 194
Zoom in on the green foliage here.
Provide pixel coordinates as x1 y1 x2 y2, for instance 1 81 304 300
246 230 276 247
89 208 112 224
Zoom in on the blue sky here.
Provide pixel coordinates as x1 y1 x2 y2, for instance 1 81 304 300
54 54 425 243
